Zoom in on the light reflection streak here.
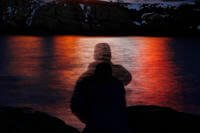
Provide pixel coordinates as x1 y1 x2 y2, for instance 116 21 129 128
7 36 43 80
128 37 182 109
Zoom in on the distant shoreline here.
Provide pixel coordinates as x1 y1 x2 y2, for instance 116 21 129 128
1 0 199 36
42 0 195 4
0 31 199 37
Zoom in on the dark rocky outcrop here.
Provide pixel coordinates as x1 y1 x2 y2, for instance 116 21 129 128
1 105 200 133
0 107 79 133
127 105 200 133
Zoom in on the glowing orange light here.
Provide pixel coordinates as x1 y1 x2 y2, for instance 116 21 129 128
7 36 43 77
128 37 182 109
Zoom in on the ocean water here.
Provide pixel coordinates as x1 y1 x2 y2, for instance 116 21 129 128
0 36 200 129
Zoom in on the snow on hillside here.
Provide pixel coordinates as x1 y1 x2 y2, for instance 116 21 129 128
126 1 195 10
42 0 195 3
26 1 47 26
119 0 195 3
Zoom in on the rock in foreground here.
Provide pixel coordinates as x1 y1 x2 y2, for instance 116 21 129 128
127 105 200 133
0 107 79 133
1 105 200 133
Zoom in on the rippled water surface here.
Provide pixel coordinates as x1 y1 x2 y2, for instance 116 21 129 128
0 36 200 129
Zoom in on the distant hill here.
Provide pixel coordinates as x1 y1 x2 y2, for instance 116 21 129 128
0 0 199 35
43 0 195 3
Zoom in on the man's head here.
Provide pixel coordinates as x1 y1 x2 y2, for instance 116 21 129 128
94 43 111 62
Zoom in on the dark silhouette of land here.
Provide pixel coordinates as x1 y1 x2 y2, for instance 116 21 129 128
0 0 200 36
0 106 79 133
127 105 200 133
1 105 200 133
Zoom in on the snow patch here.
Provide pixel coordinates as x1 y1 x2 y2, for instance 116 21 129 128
126 4 141 11
26 1 46 26
125 1 195 11
197 25 200 31
80 3 85 10
133 21 141 26
7 6 13 16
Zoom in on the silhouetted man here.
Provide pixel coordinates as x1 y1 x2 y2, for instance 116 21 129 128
79 43 132 86
71 63 130 133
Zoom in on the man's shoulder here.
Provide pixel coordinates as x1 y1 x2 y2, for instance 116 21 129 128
111 77 124 86
76 75 95 84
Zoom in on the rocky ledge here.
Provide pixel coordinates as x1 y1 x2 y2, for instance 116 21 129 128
127 105 200 133
0 105 200 133
0 107 79 133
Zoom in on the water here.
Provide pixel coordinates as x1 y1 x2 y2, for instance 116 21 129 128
0 36 200 130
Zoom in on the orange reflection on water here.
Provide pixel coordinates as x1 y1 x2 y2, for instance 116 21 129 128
129 37 182 109
52 36 87 129
7 36 43 78
53 36 86 90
